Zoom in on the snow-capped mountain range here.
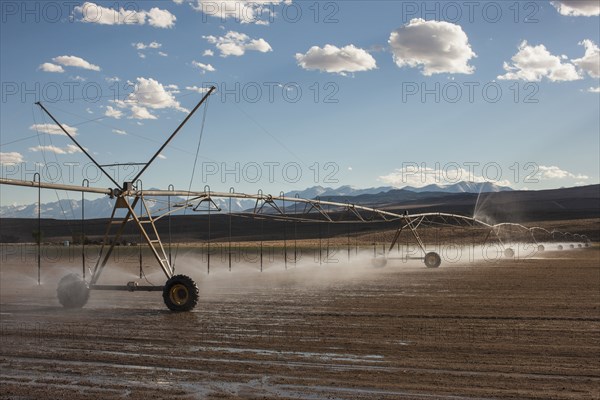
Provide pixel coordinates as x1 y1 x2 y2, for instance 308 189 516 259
0 181 512 219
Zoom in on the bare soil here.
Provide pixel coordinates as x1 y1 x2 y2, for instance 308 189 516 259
1 243 599 399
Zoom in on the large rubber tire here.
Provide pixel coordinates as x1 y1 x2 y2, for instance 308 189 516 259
163 275 199 312
557 245 564 250
504 248 515 258
371 257 388 268
424 252 441 268
537 245 545 252
57 273 89 309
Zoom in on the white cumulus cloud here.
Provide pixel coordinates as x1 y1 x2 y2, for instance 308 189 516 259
588 86 600 93
192 61 216 73
38 62 64 73
30 123 78 136
551 1 600 16
0 152 24 165
203 31 272 57
52 55 101 71
106 79 186 120
75 2 175 28
203 49 214 57
497 41 580 82
105 106 123 119
186 85 212 93
572 39 600 78
192 0 283 25
126 77 187 114
295 44 377 75
536 165 589 180
130 105 157 120
112 129 127 135
147 7 177 28
75 2 145 24
133 42 162 50
388 18 476 76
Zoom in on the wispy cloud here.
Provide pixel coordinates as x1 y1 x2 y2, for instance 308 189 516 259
192 60 216 73
30 123 78 136
0 152 24 165
75 2 176 28
29 144 83 155
551 0 600 16
52 55 101 71
536 165 589 180
378 166 511 187
38 62 64 73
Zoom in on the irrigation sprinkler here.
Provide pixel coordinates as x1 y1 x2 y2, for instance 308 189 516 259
0 86 590 311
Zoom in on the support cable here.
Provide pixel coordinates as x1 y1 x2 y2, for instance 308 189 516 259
172 95 211 270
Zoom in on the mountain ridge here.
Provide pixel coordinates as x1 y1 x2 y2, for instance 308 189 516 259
0 181 520 219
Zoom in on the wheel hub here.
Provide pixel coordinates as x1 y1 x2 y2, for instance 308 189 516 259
170 284 189 305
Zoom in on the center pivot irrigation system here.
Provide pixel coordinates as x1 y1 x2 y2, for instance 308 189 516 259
0 88 591 311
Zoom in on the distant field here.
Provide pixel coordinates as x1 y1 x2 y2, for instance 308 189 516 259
1 217 599 245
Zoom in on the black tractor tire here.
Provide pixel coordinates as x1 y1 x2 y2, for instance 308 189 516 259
57 273 90 309
163 275 199 312
424 252 442 268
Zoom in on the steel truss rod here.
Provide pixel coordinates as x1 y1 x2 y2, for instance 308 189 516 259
100 163 147 168
90 196 139 284
121 189 495 228
1 177 587 256
35 102 122 189
389 224 405 252
403 215 427 253
8 177 582 245
0 178 112 195
89 195 174 285
131 86 216 183
0 178 494 228
123 196 174 278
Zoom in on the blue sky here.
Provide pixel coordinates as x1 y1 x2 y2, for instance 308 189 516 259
1 0 599 205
